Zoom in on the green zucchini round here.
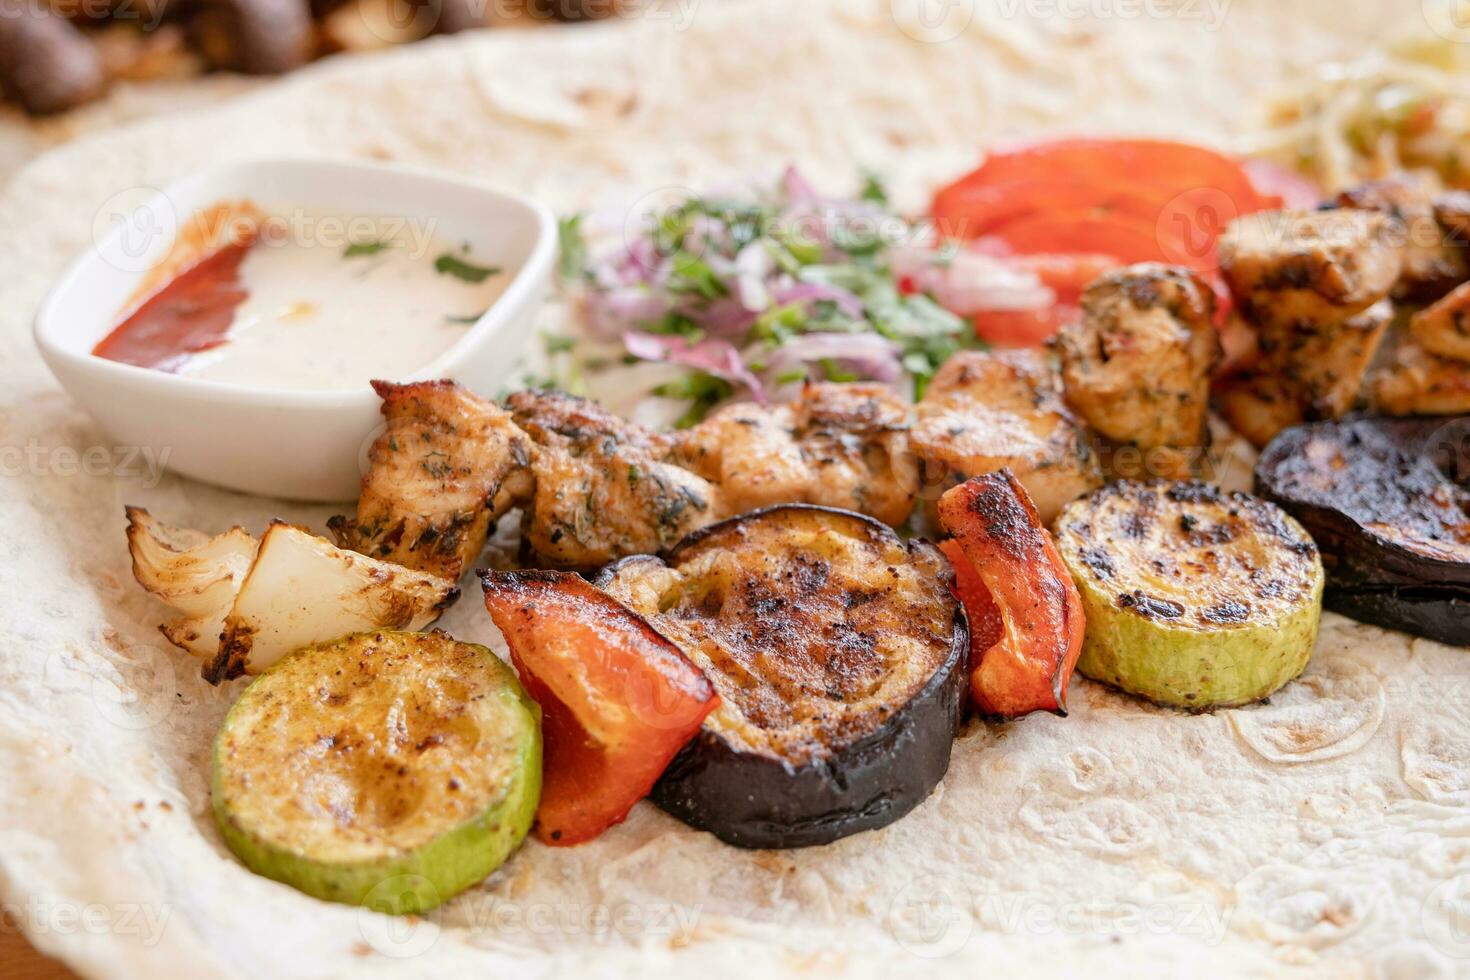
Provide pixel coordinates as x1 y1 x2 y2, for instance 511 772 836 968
1055 482 1324 710
212 630 541 913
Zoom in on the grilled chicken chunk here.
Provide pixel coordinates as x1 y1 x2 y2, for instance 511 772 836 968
1373 342 1470 416
1059 264 1219 478
676 382 919 527
1215 369 1305 450
1411 281 1470 363
1219 208 1403 331
1259 299 1394 422
911 350 1101 525
508 390 721 569
1334 174 1467 301
328 380 532 580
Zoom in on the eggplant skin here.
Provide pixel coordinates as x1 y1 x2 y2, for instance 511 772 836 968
597 505 967 849
1255 415 1470 645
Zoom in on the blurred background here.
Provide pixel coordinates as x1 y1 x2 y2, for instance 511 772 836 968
0 0 631 179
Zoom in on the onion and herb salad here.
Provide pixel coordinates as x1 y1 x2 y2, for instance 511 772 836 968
547 168 1055 426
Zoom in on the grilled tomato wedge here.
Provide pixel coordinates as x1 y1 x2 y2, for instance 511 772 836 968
936 472 1086 718
480 570 720 847
1055 482 1324 710
212 630 541 913
597 505 967 849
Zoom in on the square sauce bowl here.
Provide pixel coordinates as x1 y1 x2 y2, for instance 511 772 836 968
34 157 556 501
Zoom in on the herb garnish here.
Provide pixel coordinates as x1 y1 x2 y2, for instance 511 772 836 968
434 253 501 283
344 241 390 258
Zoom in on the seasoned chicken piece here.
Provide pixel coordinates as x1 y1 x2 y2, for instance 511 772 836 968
1258 299 1393 420
329 380 532 580
1059 264 1220 478
1219 208 1403 331
508 390 721 569
1433 190 1470 243
1215 370 1305 450
1335 174 1468 301
789 383 920 526
676 382 919 527
1373 343 1470 416
1411 281 1470 363
910 350 1101 526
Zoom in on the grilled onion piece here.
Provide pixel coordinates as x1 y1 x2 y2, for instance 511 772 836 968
213 630 540 913
1055 482 1324 710
127 508 458 682
597 505 967 849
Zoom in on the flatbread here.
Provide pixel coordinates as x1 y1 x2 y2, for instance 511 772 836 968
0 2 1460 977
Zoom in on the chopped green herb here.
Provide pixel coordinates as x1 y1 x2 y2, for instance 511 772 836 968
543 333 576 355
558 214 588 282
627 464 642 485
445 310 487 324
859 170 890 206
652 371 733 428
819 359 859 383
434 253 500 283
344 241 390 258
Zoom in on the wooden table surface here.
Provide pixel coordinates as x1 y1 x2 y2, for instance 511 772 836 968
0 928 83 980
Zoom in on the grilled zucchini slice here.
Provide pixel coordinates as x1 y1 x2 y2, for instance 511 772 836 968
1055 482 1324 710
213 630 541 913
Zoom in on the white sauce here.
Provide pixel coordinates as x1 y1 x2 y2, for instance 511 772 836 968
178 213 508 391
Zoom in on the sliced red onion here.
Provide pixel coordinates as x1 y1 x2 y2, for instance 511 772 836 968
735 241 773 311
773 281 865 320
624 331 766 402
763 332 903 385
782 166 820 206
583 287 670 340
892 244 1054 315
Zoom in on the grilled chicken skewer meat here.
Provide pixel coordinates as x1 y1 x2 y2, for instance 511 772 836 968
327 380 533 580
1215 208 1404 446
506 389 722 569
909 349 1102 526
674 382 919 528
1057 264 1220 479
337 381 930 574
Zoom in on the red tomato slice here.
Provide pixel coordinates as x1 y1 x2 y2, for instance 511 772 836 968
932 177 1172 241
1008 253 1120 305
936 472 1086 718
1241 158 1322 210
971 305 1078 347
481 570 719 846
941 138 1265 211
989 211 1177 266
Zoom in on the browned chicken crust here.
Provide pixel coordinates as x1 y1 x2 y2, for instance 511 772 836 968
508 390 722 569
1059 263 1219 477
675 382 919 527
911 350 1101 525
1334 174 1468 301
328 380 532 580
1219 208 1403 330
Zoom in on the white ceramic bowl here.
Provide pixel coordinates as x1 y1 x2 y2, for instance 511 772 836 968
34 157 556 501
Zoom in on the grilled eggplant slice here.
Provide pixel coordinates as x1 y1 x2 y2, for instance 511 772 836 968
213 631 541 913
1055 482 1324 710
1255 415 1470 645
596 505 967 849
